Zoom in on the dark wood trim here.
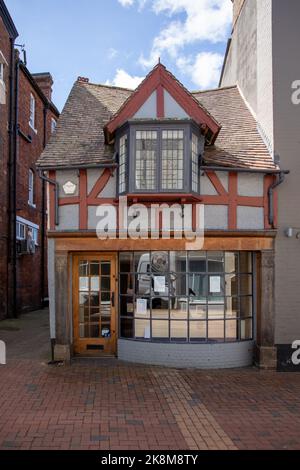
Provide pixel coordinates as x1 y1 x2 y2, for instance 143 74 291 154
48 170 56 230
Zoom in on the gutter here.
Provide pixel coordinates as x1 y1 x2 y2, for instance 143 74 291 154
39 170 59 226
37 162 118 172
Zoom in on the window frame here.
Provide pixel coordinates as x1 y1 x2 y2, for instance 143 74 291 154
51 117 57 133
29 93 37 132
28 169 35 207
119 251 254 344
116 120 202 196
16 221 26 240
0 62 4 83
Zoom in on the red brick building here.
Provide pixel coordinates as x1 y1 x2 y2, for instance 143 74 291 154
0 0 59 319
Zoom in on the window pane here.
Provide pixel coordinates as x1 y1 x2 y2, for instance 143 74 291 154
169 251 187 272
241 318 252 340
79 277 89 292
240 274 252 296
225 297 238 318
239 252 252 273
135 298 150 318
151 251 169 272
120 252 133 273
240 296 253 318
120 274 134 295
151 297 169 319
192 134 199 192
152 320 169 339
170 298 188 319
226 320 238 341
135 131 157 190
225 252 238 273
189 274 207 299
208 301 224 319
90 277 99 291
90 262 100 276
171 321 187 340
135 319 150 339
119 135 127 193
225 274 238 296
121 318 133 338
208 252 224 273
208 320 224 341
189 302 206 320
189 252 206 272
171 274 187 296
162 130 184 190
190 321 206 341
134 252 150 272
120 296 134 317
79 261 89 276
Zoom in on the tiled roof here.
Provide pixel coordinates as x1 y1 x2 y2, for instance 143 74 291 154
37 81 132 169
37 80 276 170
193 86 276 170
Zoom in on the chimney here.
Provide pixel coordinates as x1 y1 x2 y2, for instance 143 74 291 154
232 0 246 28
32 72 54 101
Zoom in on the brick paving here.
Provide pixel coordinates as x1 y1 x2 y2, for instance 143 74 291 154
0 310 300 450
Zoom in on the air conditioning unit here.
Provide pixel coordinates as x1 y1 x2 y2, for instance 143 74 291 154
16 237 36 255
16 239 28 255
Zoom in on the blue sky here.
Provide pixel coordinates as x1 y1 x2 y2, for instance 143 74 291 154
6 0 232 111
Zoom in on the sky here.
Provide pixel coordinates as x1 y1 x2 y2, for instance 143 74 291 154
5 0 233 111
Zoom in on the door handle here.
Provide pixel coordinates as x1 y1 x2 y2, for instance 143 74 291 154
111 292 115 307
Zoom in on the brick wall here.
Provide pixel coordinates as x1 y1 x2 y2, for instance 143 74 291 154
16 66 58 312
0 16 11 319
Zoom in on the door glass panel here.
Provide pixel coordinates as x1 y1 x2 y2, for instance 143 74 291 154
78 259 112 340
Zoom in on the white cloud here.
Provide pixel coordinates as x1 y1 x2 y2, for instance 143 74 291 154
177 52 224 89
118 0 135 7
106 69 144 89
108 48 118 60
139 0 232 68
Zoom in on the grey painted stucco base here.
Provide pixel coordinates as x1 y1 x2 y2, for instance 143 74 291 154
118 339 254 369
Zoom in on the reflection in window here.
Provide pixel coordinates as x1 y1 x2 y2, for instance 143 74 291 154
135 131 157 190
162 130 184 190
119 251 253 343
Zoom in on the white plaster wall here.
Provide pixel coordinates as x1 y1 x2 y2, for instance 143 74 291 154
238 173 264 197
56 170 79 198
87 169 104 194
134 91 157 119
58 205 79 231
204 205 228 230
200 174 218 195
100 172 116 198
164 90 189 119
237 206 264 229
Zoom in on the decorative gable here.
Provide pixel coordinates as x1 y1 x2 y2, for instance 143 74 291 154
104 63 221 144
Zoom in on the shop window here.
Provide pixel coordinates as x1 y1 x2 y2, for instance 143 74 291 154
119 251 254 343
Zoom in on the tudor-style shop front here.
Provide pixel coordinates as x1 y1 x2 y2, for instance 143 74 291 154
39 63 283 369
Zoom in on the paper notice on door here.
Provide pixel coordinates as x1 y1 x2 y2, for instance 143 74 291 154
136 298 147 315
210 276 221 293
154 276 166 293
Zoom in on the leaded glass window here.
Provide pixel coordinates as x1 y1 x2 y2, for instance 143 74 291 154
162 130 184 190
135 131 158 190
119 135 127 193
192 133 199 192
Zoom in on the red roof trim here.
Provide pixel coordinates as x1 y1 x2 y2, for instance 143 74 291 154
105 64 221 141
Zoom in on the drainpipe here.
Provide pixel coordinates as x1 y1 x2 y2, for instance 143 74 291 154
7 37 15 318
40 105 49 307
268 171 288 228
38 170 59 226
8 54 20 318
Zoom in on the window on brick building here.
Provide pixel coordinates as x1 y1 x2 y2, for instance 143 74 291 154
28 169 35 206
29 93 36 130
16 222 25 240
51 118 57 133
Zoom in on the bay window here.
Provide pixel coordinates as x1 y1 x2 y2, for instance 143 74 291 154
117 120 203 195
